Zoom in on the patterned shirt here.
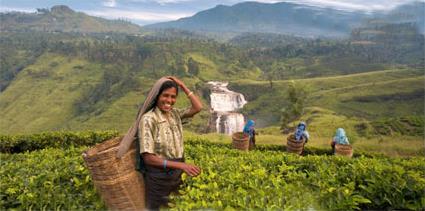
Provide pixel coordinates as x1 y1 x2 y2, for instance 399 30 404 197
139 107 190 159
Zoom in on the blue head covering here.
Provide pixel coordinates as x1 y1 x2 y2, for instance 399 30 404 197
243 120 255 135
334 128 349 145
295 121 307 141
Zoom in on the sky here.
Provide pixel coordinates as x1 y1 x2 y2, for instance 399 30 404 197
0 0 421 25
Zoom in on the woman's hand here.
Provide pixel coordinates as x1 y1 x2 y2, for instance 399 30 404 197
181 163 201 177
167 76 185 88
167 75 203 118
143 153 201 177
167 76 191 95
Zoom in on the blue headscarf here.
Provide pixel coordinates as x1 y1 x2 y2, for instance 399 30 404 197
243 120 255 136
334 128 349 145
295 121 307 141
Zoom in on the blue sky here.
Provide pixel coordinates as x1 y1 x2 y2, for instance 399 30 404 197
0 0 420 25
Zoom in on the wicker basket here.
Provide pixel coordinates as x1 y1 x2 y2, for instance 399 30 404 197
232 132 249 151
82 137 145 210
286 134 305 155
335 144 353 158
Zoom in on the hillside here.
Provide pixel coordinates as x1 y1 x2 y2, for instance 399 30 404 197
0 5 143 34
0 47 422 136
0 34 263 134
383 1 425 34
232 68 424 126
0 19 423 136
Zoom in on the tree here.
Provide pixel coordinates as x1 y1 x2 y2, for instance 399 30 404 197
280 81 309 133
265 70 275 90
187 57 199 76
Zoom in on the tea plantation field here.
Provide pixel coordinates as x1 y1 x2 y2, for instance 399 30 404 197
1 132 424 210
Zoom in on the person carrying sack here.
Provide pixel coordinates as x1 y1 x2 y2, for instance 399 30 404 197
117 76 203 210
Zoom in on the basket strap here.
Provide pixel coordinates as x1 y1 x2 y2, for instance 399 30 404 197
135 134 146 173
116 123 137 158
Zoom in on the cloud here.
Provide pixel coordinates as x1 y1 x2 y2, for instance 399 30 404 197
250 0 285 3
0 6 35 13
83 8 194 22
126 0 194 4
103 0 117 7
282 0 417 11
1 0 421 25
155 0 193 4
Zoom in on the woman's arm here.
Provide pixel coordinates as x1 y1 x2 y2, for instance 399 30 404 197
142 153 201 177
168 76 203 118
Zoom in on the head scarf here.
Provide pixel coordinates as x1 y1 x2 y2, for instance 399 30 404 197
116 77 172 158
334 128 349 145
243 120 255 134
295 121 306 141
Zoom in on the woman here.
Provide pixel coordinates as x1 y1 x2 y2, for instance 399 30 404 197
331 128 350 153
243 120 256 149
117 76 203 209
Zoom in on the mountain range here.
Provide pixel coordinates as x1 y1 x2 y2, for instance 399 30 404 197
146 1 425 38
0 5 142 34
1 1 423 39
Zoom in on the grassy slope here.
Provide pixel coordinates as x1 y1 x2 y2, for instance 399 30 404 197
0 54 103 133
0 51 231 134
234 68 424 124
230 68 424 157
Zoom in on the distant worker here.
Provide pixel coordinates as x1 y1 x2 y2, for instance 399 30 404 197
331 128 350 153
243 120 257 149
294 121 310 143
294 121 310 155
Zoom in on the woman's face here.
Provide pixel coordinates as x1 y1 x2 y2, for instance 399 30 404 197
157 87 177 113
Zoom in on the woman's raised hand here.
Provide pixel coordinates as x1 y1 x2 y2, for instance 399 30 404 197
167 76 193 96
167 76 185 87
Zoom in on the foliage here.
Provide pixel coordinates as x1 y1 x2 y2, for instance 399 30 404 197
351 22 425 66
178 139 425 210
1 133 424 210
0 5 142 34
0 130 118 153
73 65 141 115
370 116 425 136
0 147 106 210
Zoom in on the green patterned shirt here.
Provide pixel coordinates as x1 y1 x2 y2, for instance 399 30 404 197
139 107 190 159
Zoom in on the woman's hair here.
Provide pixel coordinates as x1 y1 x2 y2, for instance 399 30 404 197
152 80 179 107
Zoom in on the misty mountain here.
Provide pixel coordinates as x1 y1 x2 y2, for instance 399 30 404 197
145 1 371 38
381 1 425 34
0 5 143 34
145 1 425 39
